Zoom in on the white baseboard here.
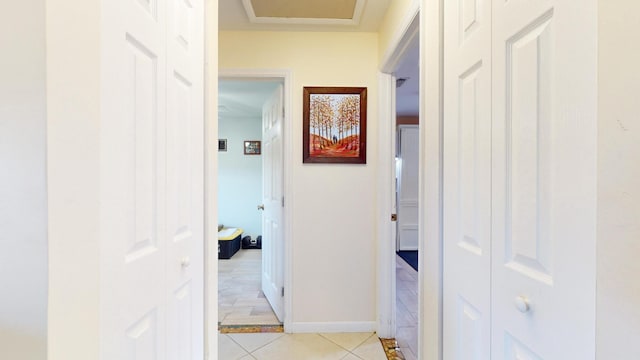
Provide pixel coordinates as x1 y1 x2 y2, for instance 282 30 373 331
288 321 377 333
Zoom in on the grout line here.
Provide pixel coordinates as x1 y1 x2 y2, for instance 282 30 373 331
222 333 251 357
317 332 375 353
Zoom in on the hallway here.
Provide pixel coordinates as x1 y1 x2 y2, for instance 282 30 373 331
395 254 418 359
218 249 280 327
218 332 390 360
217 253 415 359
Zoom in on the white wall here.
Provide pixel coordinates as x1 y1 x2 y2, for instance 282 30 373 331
218 117 263 238
0 1 48 359
597 1 640 358
220 31 379 330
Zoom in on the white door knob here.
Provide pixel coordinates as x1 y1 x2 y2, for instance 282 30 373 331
515 296 530 313
180 256 191 268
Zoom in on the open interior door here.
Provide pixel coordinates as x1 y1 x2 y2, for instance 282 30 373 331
261 84 285 322
396 125 420 251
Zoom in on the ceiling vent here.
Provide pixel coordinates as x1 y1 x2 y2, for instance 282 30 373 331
396 78 409 88
242 0 365 26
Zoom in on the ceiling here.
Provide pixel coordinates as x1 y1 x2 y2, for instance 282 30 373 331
218 80 281 120
218 0 419 118
394 34 420 117
219 0 392 32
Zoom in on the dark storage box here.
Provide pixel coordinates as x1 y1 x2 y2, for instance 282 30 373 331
218 228 243 259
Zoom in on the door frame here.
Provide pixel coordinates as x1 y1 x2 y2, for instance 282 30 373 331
376 0 419 340
377 0 445 359
208 68 293 331
419 0 444 358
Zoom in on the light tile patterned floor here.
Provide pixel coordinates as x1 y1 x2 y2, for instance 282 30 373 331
217 249 416 359
396 254 418 360
218 249 280 326
219 332 389 360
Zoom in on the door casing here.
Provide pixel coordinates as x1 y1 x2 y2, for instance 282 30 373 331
377 0 446 359
208 68 293 335
376 0 420 340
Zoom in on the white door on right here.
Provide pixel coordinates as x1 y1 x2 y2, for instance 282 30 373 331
443 0 492 357
491 0 597 358
397 125 419 251
262 84 285 322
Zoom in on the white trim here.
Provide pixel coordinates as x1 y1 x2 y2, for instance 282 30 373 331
215 68 293 332
376 72 397 339
204 1 218 358
379 0 420 73
420 0 444 359
377 1 445 359
289 321 377 334
376 0 421 344
241 0 365 27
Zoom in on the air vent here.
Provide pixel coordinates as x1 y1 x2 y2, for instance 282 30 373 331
396 78 409 88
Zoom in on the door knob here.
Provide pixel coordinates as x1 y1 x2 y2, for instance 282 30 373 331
515 296 530 313
180 256 191 268
257 204 265 210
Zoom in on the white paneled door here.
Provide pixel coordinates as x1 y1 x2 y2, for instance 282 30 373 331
443 0 492 357
397 125 420 251
444 0 597 358
262 85 285 322
101 0 204 358
491 0 596 358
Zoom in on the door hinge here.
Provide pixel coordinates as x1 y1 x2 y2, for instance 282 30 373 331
281 287 285 297
391 214 398 222
282 196 285 207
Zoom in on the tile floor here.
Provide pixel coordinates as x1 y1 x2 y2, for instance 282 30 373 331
218 249 280 326
395 254 419 360
219 332 389 360
217 249 416 359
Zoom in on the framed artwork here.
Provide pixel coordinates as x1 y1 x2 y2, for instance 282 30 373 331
303 86 367 164
218 139 227 152
244 140 261 155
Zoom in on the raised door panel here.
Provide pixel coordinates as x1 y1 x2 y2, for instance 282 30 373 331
491 0 597 358
101 0 167 357
125 311 159 359
443 0 492 358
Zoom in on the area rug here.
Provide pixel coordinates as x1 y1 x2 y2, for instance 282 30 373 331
397 251 418 272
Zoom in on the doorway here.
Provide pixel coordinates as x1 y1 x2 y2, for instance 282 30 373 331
211 70 292 335
393 29 420 359
217 79 282 328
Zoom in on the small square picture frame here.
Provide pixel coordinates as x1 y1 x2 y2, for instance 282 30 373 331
244 140 261 155
218 139 227 152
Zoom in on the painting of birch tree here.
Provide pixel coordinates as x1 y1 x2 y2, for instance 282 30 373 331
303 87 367 164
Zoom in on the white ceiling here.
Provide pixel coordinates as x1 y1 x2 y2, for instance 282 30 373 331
218 80 281 120
218 0 419 118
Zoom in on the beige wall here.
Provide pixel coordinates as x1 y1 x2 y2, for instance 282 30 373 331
378 0 418 65
597 1 640 358
0 1 48 359
220 31 379 328
46 0 101 357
